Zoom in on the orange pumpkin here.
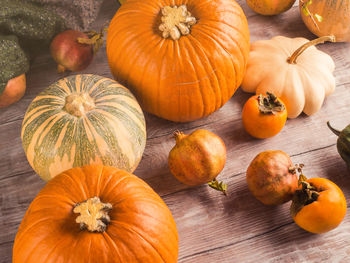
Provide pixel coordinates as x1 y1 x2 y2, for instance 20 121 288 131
300 0 350 42
107 0 250 122
13 165 179 262
242 92 287 139
291 177 347 233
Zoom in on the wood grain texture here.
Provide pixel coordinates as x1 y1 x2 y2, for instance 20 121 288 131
1 0 350 262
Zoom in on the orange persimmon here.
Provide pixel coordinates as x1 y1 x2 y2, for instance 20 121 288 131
242 92 287 139
0 74 26 108
291 177 347 234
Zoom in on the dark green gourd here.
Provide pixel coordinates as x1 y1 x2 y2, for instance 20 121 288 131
327 121 350 167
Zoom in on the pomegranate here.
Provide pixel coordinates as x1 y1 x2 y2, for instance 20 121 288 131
50 29 104 73
246 151 298 205
168 129 227 194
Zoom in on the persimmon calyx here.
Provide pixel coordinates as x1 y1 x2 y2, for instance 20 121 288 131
64 92 95 117
159 5 196 40
291 181 320 217
258 92 285 114
290 164 321 217
73 197 112 232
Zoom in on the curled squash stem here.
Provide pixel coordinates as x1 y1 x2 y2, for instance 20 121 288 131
287 36 336 64
327 121 341 137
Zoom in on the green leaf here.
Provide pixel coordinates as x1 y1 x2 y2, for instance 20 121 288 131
301 0 312 16
314 14 323 22
305 0 312 7
302 6 310 16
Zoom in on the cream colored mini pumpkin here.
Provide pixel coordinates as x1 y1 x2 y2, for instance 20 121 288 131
241 36 335 118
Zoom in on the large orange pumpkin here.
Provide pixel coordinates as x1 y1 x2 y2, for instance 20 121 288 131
13 165 179 262
107 0 250 122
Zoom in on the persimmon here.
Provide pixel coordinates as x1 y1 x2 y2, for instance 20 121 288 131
291 176 347 234
242 92 287 139
0 74 26 108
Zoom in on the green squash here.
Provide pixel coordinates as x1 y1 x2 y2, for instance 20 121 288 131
21 74 146 181
327 121 350 167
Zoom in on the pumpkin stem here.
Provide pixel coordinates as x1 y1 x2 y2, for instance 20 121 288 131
208 178 227 196
64 93 95 117
73 197 112 233
287 36 336 64
159 5 196 40
290 181 320 218
327 121 341 137
173 130 187 144
258 92 285 114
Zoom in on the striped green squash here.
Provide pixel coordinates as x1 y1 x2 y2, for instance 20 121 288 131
21 74 146 181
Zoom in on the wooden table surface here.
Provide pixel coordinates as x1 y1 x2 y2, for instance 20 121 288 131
1 0 350 262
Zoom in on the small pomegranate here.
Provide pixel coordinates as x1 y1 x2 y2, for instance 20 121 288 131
246 151 298 205
0 74 26 108
168 129 227 194
50 27 105 73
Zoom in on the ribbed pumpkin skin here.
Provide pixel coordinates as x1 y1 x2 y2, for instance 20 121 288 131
13 165 179 263
21 74 146 181
107 0 250 122
300 0 350 42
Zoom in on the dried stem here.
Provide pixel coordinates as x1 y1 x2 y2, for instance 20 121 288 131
77 21 109 54
208 178 227 196
287 36 336 64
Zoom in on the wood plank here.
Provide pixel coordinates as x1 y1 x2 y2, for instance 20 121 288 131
1 0 350 262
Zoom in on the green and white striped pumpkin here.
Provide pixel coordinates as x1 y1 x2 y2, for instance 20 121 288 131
21 74 146 181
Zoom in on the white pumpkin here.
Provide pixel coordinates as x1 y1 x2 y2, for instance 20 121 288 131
241 36 335 118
